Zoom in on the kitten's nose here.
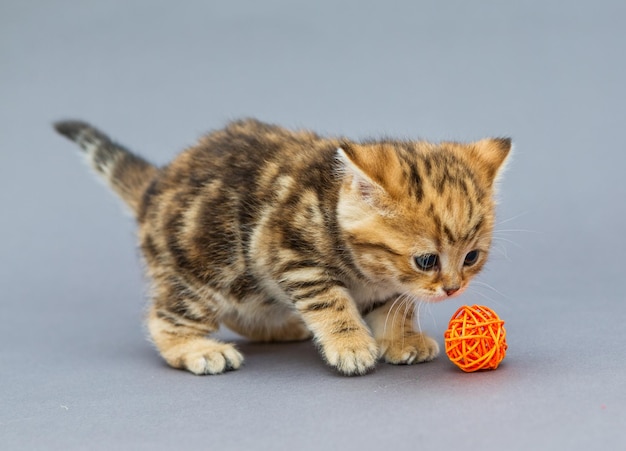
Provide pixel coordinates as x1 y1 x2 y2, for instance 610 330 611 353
445 287 460 296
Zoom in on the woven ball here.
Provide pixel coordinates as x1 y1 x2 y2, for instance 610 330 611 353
444 305 507 372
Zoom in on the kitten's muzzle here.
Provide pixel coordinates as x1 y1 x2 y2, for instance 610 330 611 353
444 287 460 297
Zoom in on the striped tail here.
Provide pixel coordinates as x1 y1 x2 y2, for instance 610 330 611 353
54 120 158 214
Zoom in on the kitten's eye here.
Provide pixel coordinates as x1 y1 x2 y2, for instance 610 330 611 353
464 250 480 266
414 254 439 271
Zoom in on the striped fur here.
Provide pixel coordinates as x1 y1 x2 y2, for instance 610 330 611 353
54 121 157 212
55 118 510 376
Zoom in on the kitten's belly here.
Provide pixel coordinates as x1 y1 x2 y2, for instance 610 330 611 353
220 292 309 342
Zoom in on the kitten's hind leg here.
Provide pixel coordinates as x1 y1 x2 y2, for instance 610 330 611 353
147 300 243 375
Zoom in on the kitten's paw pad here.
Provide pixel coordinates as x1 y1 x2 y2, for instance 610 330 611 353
381 334 439 365
323 333 379 376
168 341 244 375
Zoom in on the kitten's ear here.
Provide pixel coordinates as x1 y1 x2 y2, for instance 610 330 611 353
337 144 393 210
471 137 512 186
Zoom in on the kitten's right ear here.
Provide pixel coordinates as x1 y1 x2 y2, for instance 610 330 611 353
336 145 390 210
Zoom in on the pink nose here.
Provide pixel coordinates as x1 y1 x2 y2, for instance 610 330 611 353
445 287 460 296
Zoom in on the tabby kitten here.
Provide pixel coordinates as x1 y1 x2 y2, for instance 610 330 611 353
54 119 510 376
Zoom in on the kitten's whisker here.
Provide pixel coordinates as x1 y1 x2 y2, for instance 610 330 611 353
383 295 405 338
422 301 437 330
388 292 414 348
492 236 524 249
400 294 417 349
467 287 498 304
493 228 540 234
491 243 512 261
391 295 409 343
399 299 408 349
468 289 502 306
415 298 424 334
495 211 529 227
472 280 510 300
466 287 505 308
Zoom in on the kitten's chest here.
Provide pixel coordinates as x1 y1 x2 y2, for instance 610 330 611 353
346 281 397 310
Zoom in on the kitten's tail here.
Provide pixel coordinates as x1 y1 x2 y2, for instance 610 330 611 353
54 120 158 214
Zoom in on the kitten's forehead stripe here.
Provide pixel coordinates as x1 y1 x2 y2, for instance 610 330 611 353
408 159 424 203
431 210 442 231
461 216 485 244
466 196 474 219
397 151 424 203
443 225 457 244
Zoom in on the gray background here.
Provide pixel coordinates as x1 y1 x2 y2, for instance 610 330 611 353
2 0 625 450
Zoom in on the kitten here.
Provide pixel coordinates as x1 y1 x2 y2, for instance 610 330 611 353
54 119 510 376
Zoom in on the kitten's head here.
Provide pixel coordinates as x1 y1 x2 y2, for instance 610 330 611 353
337 137 511 302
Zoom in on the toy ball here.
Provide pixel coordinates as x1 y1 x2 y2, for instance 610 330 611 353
444 305 507 372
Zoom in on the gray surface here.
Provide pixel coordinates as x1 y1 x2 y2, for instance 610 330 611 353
2 0 626 449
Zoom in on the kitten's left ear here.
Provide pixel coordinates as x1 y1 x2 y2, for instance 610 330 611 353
471 137 513 186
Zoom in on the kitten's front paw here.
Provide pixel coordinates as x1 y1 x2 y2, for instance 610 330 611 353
380 333 439 365
322 331 379 376
164 340 244 375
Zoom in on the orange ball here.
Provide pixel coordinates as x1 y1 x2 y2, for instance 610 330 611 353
444 305 507 372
